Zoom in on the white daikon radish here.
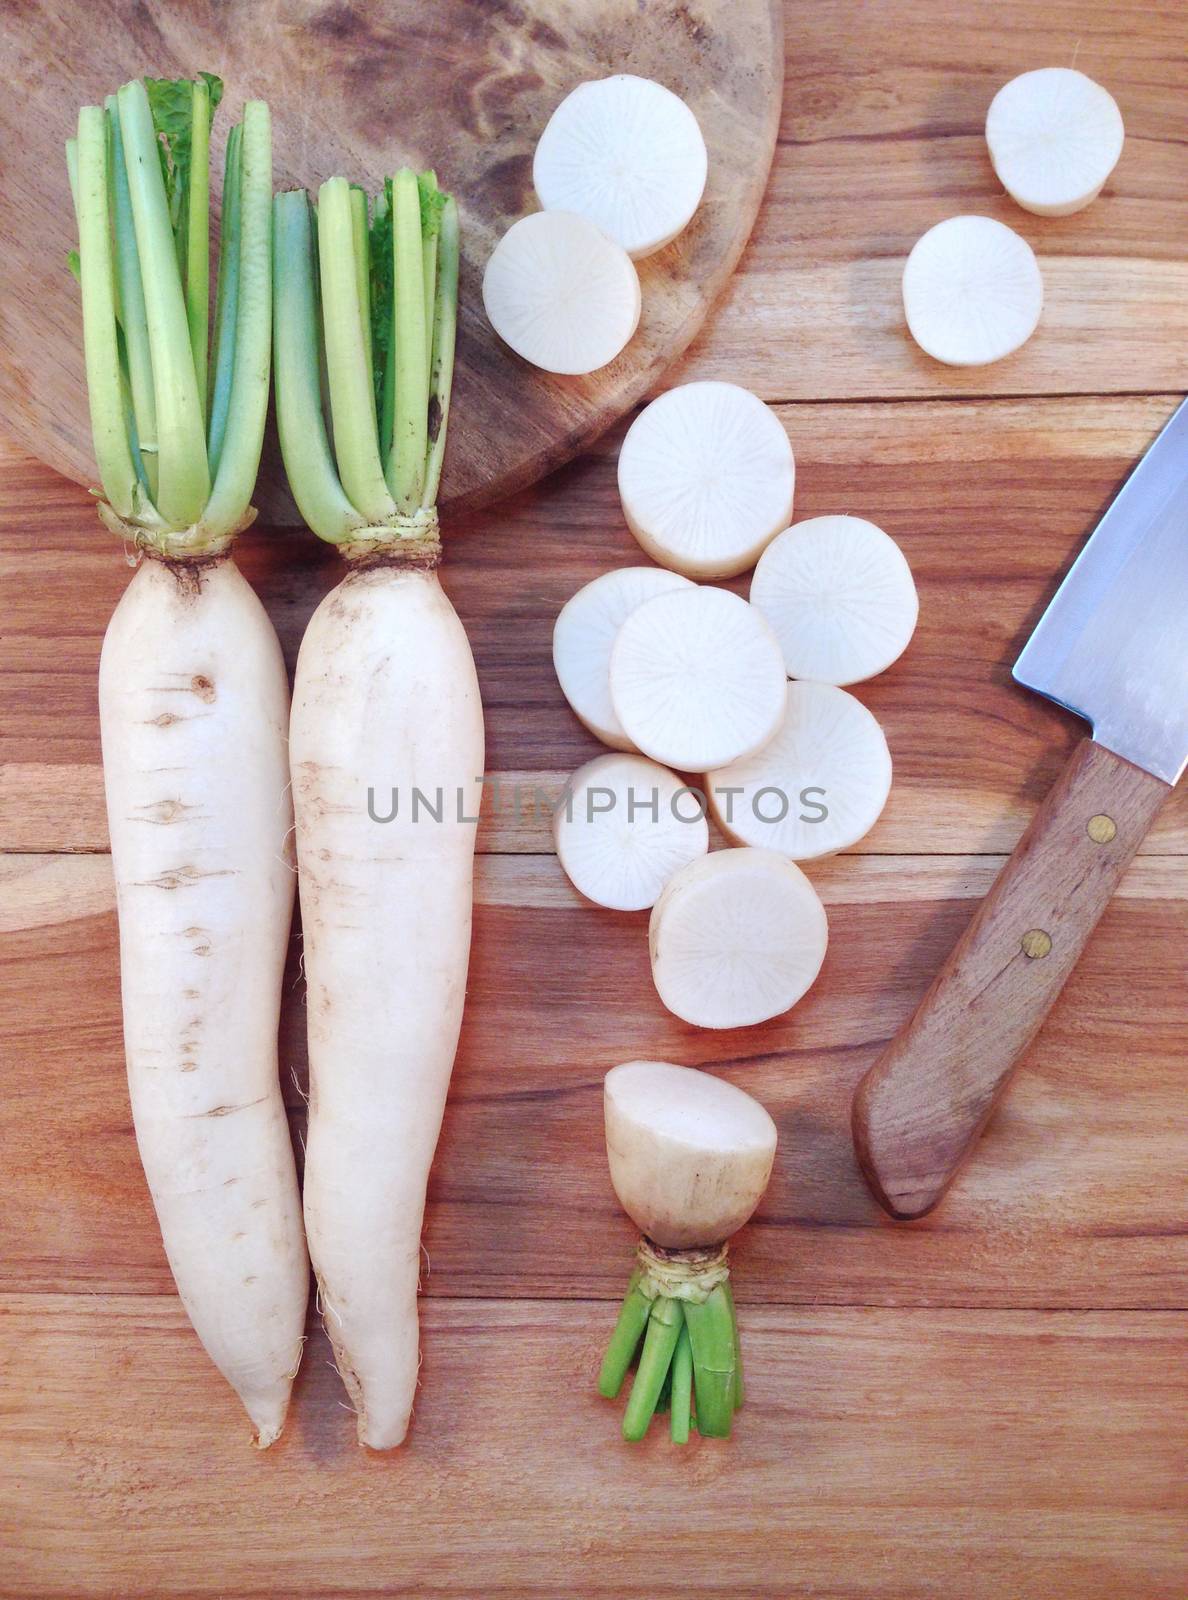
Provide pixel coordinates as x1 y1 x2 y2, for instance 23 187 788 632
707 681 892 860
649 848 828 1028
902 215 1043 366
609 586 787 769
276 174 482 1448
599 1061 777 1442
553 566 694 750
617 382 795 578
533 75 708 259
482 210 641 374
986 67 1124 217
73 79 309 1446
749 515 918 684
555 753 709 910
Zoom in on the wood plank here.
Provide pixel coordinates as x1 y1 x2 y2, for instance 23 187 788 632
3 852 1184 1308
1 1295 1184 1599
3 396 1187 854
678 0 1188 399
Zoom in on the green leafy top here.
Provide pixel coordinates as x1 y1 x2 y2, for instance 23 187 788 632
143 72 223 239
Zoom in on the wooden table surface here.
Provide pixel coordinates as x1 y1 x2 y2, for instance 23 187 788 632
2 3 1186 1596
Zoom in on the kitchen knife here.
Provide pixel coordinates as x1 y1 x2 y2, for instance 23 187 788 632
852 397 1188 1220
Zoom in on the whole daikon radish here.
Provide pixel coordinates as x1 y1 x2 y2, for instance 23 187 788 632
275 174 482 1446
71 79 308 1444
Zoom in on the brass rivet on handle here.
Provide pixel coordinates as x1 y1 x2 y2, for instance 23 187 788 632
1021 929 1052 960
1087 813 1117 844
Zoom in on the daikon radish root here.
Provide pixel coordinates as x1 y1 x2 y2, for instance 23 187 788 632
986 68 1124 217
533 75 707 259
71 79 308 1444
649 849 828 1027
902 215 1043 366
553 566 694 750
555 753 709 910
482 209 641 374
599 1061 777 1440
749 515 918 684
275 172 483 1447
708 681 892 860
609 586 787 769
617 382 795 578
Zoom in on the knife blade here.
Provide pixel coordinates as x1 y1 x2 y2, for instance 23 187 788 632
852 399 1186 1219
1015 395 1188 785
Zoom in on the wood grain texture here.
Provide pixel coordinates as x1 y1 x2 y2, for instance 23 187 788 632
3 850 1186 1310
677 0 1188 398
2 1296 1185 1600
0 0 782 522
854 740 1174 1218
1 1 1186 1594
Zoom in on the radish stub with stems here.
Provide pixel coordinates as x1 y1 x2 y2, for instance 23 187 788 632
749 515 918 685
604 1061 777 1248
555 753 709 910
649 848 828 1028
553 566 694 750
708 681 892 860
609 586 787 770
902 215 1043 367
482 210 641 374
533 75 707 259
617 382 795 579
599 1061 776 1442
986 68 1124 217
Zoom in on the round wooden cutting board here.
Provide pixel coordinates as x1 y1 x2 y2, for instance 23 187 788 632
0 0 783 523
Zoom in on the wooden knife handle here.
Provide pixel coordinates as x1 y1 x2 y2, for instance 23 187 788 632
852 738 1171 1219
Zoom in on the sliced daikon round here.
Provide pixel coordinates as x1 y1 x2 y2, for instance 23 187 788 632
482 210 641 375
555 753 709 911
986 68 1124 217
553 566 695 751
617 382 795 579
648 848 828 1029
902 215 1043 367
533 75 708 259
707 682 891 861
749 515 918 685
609 586 787 770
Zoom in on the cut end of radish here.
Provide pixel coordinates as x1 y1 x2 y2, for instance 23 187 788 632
553 566 695 750
482 210 641 374
708 682 892 861
617 382 796 579
750 515 918 685
555 753 709 911
609 585 787 771
604 1060 777 1246
533 75 708 259
902 215 1043 367
987 68 1124 217
648 848 828 1029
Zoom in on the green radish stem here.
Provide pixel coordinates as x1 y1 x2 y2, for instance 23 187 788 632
387 168 429 510
71 74 265 552
185 76 211 415
682 1284 737 1439
670 1323 693 1444
272 167 459 546
272 190 365 543
722 1275 744 1409
597 1247 743 1442
75 105 144 524
597 1271 652 1400
207 122 243 477
203 100 272 539
622 1297 684 1441
115 79 209 527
